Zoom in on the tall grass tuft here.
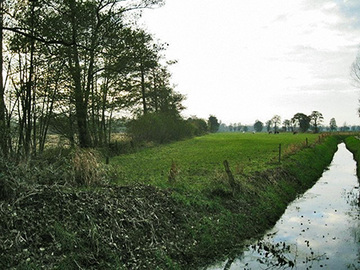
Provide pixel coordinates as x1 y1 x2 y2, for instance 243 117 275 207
168 160 179 183
70 148 107 186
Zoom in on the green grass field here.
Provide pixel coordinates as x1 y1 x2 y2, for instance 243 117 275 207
1 132 340 269
111 132 321 191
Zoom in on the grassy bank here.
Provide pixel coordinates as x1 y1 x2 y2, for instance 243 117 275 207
0 133 340 269
344 135 360 177
168 134 339 268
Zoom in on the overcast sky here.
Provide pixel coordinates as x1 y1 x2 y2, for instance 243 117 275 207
140 0 360 127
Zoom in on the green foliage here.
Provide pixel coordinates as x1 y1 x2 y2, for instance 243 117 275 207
254 119 264 132
1 0 177 155
292 113 311 132
187 117 208 136
329 118 338 131
208 115 220 133
281 136 339 186
0 155 20 200
344 136 360 177
309 111 324 133
126 112 194 143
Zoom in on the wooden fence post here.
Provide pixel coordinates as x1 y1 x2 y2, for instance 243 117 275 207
278 143 281 163
223 160 236 191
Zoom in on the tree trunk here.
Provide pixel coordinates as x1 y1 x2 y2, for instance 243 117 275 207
140 63 147 114
68 0 91 148
0 0 7 157
70 47 91 148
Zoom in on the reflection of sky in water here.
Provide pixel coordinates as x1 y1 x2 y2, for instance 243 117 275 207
208 143 360 270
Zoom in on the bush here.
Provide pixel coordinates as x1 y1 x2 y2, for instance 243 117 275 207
0 172 18 201
127 112 194 143
187 117 208 136
0 155 28 201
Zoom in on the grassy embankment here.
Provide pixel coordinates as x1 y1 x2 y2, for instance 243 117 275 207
110 132 339 268
0 133 341 269
344 135 360 177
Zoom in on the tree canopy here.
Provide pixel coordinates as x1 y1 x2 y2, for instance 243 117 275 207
253 120 263 132
0 0 185 157
309 111 324 133
292 113 311 133
208 115 220 133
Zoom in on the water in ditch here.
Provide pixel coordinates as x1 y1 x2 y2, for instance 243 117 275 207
207 143 360 269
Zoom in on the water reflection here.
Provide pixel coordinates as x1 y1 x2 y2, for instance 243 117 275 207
207 143 360 269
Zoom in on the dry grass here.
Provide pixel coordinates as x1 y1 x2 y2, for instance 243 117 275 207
71 148 106 186
282 143 305 157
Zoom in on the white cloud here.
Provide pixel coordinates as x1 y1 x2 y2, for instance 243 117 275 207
141 0 360 126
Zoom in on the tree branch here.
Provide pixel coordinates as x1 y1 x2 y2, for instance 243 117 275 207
1 26 75 47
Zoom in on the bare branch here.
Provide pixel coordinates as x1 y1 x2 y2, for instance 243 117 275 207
1 26 75 46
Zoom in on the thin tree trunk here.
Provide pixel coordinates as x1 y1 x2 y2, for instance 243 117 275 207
152 69 158 112
140 63 147 114
24 2 36 156
100 78 108 145
107 109 113 146
0 0 7 157
90 75 98 146
32 68 37 155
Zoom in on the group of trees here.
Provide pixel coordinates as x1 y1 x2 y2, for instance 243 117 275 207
218 122 249 133
219 111 329 134
126 114 219 143
255 111 341 133
0 0 193 158
217 111 332 134
259 111 326 133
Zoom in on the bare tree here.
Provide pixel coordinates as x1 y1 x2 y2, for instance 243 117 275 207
351 52 360 117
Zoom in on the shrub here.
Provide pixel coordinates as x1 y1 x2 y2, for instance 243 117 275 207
0 172 18 201
187 117 208 136
127 112 194 143
0 155 26 201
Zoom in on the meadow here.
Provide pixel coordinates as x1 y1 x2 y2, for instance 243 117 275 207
1 132 341 269
111 132 321 192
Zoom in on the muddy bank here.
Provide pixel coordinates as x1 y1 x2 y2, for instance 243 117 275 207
0 137 340 269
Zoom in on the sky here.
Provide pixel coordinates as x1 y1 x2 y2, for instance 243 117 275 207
140 0 360 127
